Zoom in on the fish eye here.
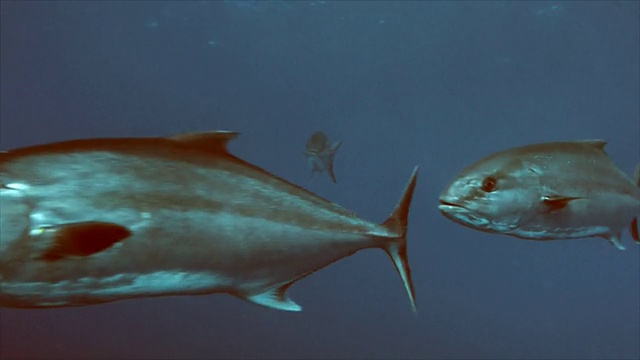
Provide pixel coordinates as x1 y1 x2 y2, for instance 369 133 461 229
481 176 498 192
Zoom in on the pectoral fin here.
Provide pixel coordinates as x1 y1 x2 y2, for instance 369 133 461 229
632 164 639 244
245 282 301 312
630 217 639 244
542 195 582 211
37 221 131 262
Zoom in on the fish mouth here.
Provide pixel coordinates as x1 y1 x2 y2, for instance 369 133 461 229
438 199 489 228
438 199 465 211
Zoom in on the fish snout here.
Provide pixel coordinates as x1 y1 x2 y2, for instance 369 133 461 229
438 196 464 212
438 199 463 210
438 191 466 211
437 191 475 225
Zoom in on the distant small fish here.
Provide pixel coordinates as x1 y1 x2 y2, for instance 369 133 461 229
0 131 418 312
304 131 341 183
438 140 640 250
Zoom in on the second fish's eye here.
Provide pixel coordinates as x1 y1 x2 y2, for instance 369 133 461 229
481 176 498 192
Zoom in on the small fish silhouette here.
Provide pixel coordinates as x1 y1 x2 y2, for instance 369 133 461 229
304 131 341 183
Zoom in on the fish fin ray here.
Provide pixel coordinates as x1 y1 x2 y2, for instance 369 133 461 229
168 131 239 154
245 283 301 312
380 166 419 314
38 221 131 262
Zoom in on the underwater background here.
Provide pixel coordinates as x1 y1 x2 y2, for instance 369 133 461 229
1 1 638 359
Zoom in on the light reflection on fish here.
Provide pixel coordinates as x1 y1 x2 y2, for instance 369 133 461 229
304 131 341 183
439 140 640 250
0 131 418 312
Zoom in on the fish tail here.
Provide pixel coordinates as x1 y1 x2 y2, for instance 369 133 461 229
380 166 419 313
631 164 640 243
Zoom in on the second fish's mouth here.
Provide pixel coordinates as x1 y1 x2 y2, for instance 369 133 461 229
438 199 465 209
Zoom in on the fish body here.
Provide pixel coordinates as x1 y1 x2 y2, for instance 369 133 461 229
439 140 640 250
0 131 418 311
304 131 341 183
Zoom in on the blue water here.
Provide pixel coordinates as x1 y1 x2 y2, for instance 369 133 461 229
1 1 638 359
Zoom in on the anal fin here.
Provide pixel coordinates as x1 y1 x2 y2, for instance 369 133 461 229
245 282 301 312
604 233 626 251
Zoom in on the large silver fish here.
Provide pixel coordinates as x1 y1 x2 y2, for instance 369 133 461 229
0 131 418 311
439 140 640 250
304 131 341 183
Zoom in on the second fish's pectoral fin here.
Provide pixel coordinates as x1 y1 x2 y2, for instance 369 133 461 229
245 282 302 312
38 221 131 262
541 195 583 211
603 232 626 251
629 217 639 244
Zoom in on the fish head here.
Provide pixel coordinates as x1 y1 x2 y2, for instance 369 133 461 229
305 131 328 155
439 155 544 235
304 132 341 183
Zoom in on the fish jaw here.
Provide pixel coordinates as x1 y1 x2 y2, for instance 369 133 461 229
438 201 492 231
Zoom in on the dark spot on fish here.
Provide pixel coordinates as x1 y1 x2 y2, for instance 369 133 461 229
481 176 498 192
39 221 131 262
541 195 582 212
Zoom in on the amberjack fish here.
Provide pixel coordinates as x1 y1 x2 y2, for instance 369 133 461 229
0 131 418 312
304 131 341 183
439 140 640 250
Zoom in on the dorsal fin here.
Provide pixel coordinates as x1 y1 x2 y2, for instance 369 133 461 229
576 139 607 151
168 131 239 154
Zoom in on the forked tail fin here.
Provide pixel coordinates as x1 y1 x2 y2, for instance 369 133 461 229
380 166 419 313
